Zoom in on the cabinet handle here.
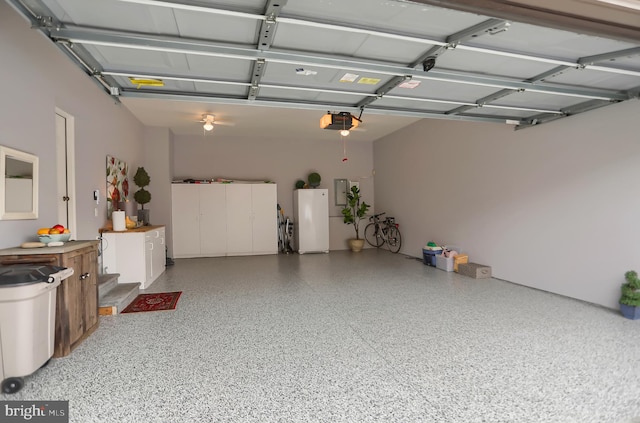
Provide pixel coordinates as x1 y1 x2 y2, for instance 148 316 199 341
80 272 90 280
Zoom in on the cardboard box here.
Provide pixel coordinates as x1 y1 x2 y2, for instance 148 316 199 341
453 254 468 272
458 262 491 279
435 255 454 272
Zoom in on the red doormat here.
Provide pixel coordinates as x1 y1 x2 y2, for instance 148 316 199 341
121 292 182 313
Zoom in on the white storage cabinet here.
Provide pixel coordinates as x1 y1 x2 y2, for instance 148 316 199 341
102 226 166 289
172 183 277 258
172 184 227 258
225 184 278 256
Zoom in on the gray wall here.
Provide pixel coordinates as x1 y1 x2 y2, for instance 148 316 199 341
374 100 640 309
0 2 144 249
142 127 174 253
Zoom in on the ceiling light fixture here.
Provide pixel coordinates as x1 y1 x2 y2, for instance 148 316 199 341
202 114 215 131
320 112 359 131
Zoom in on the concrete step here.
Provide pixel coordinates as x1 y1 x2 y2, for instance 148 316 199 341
98 273 120 299
98 282 140 316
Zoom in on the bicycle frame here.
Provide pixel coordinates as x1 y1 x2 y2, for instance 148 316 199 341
365 213 401 252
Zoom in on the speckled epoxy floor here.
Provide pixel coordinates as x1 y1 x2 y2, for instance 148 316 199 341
3 250 640 422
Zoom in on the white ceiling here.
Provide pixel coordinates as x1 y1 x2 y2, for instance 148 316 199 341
8 0 640 139
122 97 423 140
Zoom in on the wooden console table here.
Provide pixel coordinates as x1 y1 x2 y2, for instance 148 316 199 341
0 241 99 358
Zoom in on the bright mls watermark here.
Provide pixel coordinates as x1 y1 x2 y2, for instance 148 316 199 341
1 401 68 422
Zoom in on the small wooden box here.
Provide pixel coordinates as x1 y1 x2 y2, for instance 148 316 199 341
458 262 491 279
453 254 468 272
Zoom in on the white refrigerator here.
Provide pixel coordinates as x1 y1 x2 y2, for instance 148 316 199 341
293 189 329 254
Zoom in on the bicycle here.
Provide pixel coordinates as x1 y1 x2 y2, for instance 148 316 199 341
364 212 402 253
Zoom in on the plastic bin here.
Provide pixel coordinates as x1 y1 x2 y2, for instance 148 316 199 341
0 265 73 394
422 248 442 266
435 255 454 271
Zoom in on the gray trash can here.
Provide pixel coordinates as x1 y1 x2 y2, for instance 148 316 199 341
0 264 73 394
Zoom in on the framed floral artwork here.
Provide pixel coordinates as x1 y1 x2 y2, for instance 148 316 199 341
106 155 129 218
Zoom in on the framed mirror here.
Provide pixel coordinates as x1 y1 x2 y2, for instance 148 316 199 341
0 146 39 220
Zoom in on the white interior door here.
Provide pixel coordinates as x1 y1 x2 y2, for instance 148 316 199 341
225 184 252 255
251 184 278 254
55 109 77 236
171 184 200 257
199 184 227 256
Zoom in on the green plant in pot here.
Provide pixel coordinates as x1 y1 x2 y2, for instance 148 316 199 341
620 270 640 320
341 185 369 252
133 167 151 226
308 172 321 188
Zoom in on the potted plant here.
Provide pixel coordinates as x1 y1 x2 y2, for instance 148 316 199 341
133 167 151 225
341 185 370 252
620 270 640 320
308 172 321 188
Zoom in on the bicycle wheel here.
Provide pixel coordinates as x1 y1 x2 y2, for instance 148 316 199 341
364 223 384 247
386 226 402 253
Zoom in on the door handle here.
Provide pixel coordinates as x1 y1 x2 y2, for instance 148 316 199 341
80 272 90 280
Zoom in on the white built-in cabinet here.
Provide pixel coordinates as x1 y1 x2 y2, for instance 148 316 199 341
171 184 227 257
171 183 277 258
101 226 166 289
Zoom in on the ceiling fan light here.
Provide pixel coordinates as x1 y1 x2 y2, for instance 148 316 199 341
340 129 350 136
202 114 215 131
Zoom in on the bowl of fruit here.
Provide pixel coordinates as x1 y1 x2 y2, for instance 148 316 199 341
38 225 71 244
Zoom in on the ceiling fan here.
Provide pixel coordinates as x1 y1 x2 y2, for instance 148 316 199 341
198 114 235 131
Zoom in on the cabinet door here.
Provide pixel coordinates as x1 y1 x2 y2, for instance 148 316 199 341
101 233 117 274
199 185 227 256
81 247 98 333
172 185 200 257
225 184 253 255
145 239 153 286
251 184 278 254
151 227 165 280
112 232 146 284
61 252 85 346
